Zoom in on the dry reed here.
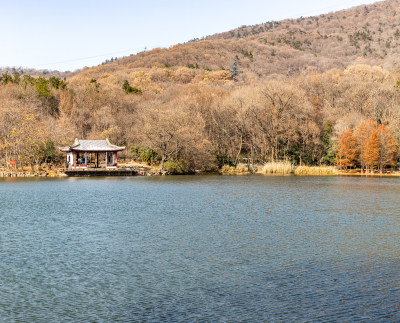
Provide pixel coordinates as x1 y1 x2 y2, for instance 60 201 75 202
260 161 294 174
294 166 339 175
260 162 339 175
221 163 251 174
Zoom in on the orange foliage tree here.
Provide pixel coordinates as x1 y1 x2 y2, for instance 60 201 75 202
353 119 376 173
364 129 380 173
335 129 356 170
376 124 397 173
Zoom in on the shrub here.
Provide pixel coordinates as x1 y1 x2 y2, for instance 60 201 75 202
130 146 157 165
49 76 67 90
164 160 187 174
122 80 141 94
36 77 52 99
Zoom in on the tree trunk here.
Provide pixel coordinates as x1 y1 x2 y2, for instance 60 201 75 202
235 135 243 166
251 145 255 169
160 155 165 170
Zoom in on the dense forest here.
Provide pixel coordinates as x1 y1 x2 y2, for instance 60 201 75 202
1 0 400 173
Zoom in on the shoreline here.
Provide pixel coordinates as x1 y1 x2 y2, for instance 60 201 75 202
1 168 400 178
1 162 399 178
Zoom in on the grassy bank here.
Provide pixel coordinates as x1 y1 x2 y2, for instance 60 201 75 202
258 162 400 176
220 163 252 175
294 166 339 175
221 162 340 176
260 162 293 175
258 162 340 176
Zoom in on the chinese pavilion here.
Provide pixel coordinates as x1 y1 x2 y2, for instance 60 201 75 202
59 139 125 169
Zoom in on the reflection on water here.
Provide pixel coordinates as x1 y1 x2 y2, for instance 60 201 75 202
0 175 400 321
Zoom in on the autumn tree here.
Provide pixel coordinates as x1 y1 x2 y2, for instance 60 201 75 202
354 119 377 173
376 124 397 173
258 80 319 164
364 129 380 173
8 114 49 167
140 105 212 170
336 129 356 169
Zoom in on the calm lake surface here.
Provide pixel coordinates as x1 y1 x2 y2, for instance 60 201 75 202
1 175 400 321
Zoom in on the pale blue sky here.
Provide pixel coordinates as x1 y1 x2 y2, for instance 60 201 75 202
1 0 379 71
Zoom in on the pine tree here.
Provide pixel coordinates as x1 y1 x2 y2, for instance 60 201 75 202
230 59 238 80
122 80 130 92
322 120 334 164
122 80 141 94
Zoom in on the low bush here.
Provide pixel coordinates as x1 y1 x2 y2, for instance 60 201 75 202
164 160 187 174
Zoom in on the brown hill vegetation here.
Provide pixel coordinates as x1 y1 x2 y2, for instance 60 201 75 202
76 0 400 82
1 0 400 173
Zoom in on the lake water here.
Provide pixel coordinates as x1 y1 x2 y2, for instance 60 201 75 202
1 175 400 321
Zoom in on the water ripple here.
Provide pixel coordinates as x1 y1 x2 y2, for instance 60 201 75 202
0 175 399 321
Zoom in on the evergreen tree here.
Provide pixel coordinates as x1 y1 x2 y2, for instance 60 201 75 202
321 120 334 164
122 80 141 94
13 72 21 85
122 80 130 92
1 72 12 85
230 59 238 80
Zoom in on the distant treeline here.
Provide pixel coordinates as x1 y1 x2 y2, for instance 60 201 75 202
0 67 71 78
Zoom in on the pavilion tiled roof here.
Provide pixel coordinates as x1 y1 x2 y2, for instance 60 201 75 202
60 139 125 152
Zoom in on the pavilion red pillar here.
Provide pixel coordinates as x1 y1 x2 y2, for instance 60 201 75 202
114 152 118 166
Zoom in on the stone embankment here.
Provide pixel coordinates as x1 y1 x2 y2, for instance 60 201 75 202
0 169 66 177
0 164 167 177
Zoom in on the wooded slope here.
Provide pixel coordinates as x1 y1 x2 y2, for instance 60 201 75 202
74 0 400 84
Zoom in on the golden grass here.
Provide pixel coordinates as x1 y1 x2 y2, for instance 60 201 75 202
260 161 294 175
294 166 339 175
259 162 340 175
221 163 251 174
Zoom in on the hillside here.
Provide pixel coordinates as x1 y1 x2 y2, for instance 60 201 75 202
73 0 400 85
